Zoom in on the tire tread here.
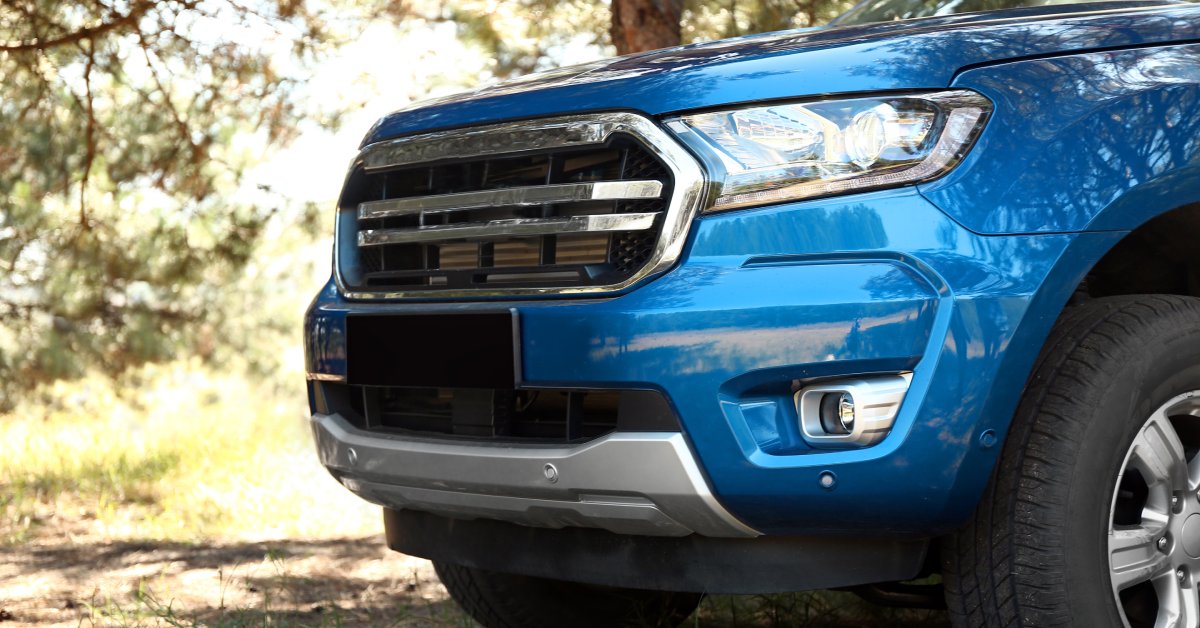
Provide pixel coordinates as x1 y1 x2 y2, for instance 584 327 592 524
943 295 1200 628
433 560 703 628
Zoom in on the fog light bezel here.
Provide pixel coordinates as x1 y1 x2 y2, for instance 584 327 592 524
795 373 912 448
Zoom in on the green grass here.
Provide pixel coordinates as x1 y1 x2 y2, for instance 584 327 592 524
76 578 948 628
2 364 949 627
80 560 475 628
1 363 381 545
79 586 948 627
697 590 949 627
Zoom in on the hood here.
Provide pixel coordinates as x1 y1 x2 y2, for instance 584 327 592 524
363 3 1200 145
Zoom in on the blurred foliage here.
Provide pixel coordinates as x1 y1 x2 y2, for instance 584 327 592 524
436 0 612 77
0 0 367 408
436 0 854 80
683 0 855 40
0 0 854 410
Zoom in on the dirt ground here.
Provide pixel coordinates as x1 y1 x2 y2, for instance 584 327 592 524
1 526 952 628
0 533 465 627
2 374 951 627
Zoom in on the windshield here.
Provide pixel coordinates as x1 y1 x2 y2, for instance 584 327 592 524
833 0 1187 25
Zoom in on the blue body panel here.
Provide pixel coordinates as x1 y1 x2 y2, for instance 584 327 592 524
923 43 1200 234
306 189 1123 534
308 5 1200 535
363 5 1200 144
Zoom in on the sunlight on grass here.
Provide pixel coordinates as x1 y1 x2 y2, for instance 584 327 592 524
0 361 380 545
77 552 471 628
1 362 949 627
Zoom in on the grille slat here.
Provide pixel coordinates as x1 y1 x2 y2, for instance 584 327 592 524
337 113 703 297
358 212 659 247
357 180 663 220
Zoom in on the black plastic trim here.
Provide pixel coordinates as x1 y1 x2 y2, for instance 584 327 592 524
383 509 928 594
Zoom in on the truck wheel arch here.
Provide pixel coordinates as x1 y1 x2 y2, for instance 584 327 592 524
1080 202 1200 300
944 201 1200 523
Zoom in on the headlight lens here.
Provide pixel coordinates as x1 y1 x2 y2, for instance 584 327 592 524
666 90 991 212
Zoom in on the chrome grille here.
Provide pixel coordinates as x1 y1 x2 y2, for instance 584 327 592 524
335 113 706 299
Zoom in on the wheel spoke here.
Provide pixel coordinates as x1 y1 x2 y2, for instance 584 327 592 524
1187 453 1200 493
1110 394 1200 628
1178 582 1200 628
1129 412 1189 494
1111 525 1172 591
1153 572 1200 628
1164 396 1200 490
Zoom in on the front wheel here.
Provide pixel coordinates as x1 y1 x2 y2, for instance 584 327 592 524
433 560 703 628
943 295 1200 627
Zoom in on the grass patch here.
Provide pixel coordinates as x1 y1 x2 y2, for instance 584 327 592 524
74 546 474 628
0 362 380 545
79 585 947 627
9 451 180 504
3 362 950 627
698 591 949 627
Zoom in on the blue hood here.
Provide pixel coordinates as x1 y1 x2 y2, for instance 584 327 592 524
363 3 1200 145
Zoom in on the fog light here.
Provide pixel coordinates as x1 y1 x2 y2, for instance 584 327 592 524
796 374 912 448
819 392 855 435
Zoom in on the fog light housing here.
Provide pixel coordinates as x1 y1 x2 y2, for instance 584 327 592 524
819 392 855 435
796 374 912 448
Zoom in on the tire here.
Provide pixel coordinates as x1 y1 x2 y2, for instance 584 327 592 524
943 295 1200 627
433 560 704 628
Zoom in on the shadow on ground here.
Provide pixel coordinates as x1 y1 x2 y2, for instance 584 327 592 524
1 535 466 627
2 535 951 627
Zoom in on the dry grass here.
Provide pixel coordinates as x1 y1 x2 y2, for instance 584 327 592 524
0 363 436 626
1 364 949 627
1 362 379 544
3 536 467 627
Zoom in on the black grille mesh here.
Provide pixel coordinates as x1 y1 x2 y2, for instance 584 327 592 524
338 134 673 293
315 382 681 444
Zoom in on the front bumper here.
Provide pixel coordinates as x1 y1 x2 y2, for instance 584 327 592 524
306 188 1122 536
310 413 756 537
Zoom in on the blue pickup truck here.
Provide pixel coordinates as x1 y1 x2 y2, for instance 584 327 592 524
305 0 1200 625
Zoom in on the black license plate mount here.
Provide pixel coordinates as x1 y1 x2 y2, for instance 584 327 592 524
346 311 520 388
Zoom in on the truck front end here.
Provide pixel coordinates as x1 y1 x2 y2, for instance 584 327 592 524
303 3 1200 625
305 91 1001 585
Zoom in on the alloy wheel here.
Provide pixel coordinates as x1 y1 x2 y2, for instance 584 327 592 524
1111 392 1200 628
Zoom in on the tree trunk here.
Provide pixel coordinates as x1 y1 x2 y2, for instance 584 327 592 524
610 0 684 55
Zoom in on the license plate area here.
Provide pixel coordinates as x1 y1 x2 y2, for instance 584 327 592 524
346 312 519 388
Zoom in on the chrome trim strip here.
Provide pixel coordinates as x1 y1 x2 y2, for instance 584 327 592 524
311 413 759 538
360 120 611 171
357 213 658 246
306 372 346 382
334 112 708 300
358 180 664 220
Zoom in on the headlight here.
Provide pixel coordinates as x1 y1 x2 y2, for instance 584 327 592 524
665 90 991 212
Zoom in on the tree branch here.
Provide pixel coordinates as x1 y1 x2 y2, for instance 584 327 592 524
0 1 154 52
79 39 96 230
136 27 199 158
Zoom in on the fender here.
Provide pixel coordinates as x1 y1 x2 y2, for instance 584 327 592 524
921 42 1200 235
915 44 1200 519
